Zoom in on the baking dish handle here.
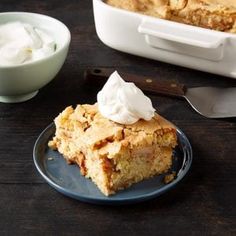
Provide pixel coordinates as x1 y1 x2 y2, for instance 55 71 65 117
138 19 226 49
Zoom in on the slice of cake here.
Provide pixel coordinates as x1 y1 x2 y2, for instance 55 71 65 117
49 104 177 196
49 71 177 196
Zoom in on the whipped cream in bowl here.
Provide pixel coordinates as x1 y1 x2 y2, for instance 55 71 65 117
0 12 71 103
0 21 56 66
97 71 155 124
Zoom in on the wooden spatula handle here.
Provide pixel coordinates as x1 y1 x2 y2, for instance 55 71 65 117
84 68 186 98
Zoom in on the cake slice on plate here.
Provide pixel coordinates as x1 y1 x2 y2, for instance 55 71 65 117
49 71 177 196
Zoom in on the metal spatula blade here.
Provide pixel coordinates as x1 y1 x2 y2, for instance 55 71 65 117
84 68 236 118
185 87 236 118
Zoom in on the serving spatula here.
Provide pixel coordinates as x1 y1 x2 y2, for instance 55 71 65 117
84 68 236 118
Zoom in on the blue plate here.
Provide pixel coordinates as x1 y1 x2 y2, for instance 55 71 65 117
33 123 192 205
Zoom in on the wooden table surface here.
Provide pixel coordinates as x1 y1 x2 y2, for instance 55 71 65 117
0 1 235 235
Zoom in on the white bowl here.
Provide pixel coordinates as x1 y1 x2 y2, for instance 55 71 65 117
0 12 71 103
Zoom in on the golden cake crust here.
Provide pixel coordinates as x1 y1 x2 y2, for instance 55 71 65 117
105 0 236 33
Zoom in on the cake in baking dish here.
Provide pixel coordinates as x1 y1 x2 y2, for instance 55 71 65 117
105 0 236 33
48 104 177 196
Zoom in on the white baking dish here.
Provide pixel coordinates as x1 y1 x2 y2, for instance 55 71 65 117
93 0 236 79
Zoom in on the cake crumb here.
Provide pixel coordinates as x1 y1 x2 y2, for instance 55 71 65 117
164 171 176 184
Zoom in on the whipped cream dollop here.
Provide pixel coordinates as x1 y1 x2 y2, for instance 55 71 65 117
0 22 56 66
97 71 155 124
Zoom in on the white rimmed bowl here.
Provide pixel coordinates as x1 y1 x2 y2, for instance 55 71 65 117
0 12 71 103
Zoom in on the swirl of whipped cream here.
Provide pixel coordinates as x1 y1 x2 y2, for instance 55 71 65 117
97 71 155 124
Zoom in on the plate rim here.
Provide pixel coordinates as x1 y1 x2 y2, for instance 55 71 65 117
33 122 193 204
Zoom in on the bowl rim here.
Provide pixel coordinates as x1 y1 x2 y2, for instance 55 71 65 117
0 11 71 69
